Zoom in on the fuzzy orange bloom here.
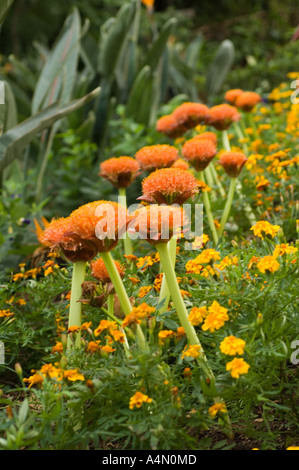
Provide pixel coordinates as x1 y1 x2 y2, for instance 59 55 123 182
156 114 187 138
235 91 262 111
182 138 217 171
218 151 247 177
193 131 218 146
135 144 179 171
171 159 189 170
128 204 188 244
206 104 241 130
90 257 124 283
69 200 128 255
99 156 140 188
224 88 244 104
140 168 199 205
172 102 210 129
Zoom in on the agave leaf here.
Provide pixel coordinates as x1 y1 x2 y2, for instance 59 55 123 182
0 87 100 172
0 80 18 132
142 17 177 71
0 0 14 26
205 39 235 99
32 7 81 114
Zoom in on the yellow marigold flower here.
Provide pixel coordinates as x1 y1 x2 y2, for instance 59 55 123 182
101 345 116 354
94 319 118 336
136 255 154 270
286 446 299 450
87 340 101 353
132 303 155 319
138 285 152 298
0 309 14 318
129 276 140 285
40 364 63 380
226 357 250 378
201 301 229 333
129 391 152 409
185 259 203 274
250 221 280 239
181 344 202 360
110 329 126 343
190 234 209 250
158 329 175 344
52 341 64 354
273 243 298 258
220 336 246 356
23 372 44 389
63 369 85 382
12 273 24 281
196 249 221 264
188 306 208 325
214 255 238 271
176 326 186 340
208 402 227 418
257 255 280 274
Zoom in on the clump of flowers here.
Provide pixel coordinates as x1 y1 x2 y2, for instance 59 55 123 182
135 144 179 171
206 104 241 130
182 138 217 171
99 156 140 188
140 168 200 205
218 151 248 178
257 255 280 274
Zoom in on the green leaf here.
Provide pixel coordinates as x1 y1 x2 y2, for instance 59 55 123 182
205 39 235 98
125 65 151 119
142 17 177 71
0 80 18 132
0 0 14 27
32 7 81 114
0 87 100 172
98 1 137 78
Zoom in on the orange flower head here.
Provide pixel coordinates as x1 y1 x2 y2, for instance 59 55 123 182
171 159 189 170
91 257 124 284
156 114 187 138
182 138 217 171
235 91 262 111
224 88 244 104
68 200 128 257
128 204 189 244
99 156 140 188
206 104 241 130
39 217 95 262
218 151 247 178
193 131 217 146
172 102 210 129
135 144 179 172
140 168 199 205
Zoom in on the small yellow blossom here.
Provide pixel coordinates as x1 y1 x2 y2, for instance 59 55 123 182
129 391 152 409
220 336 246 356
158 330 175 344
188 306 208 325
181 344 202 360
138 285 152 298
201 301 229 333
250 221 280 239
63 369 85 382
226 358 250 378
257 255 280 274
208 402 227 418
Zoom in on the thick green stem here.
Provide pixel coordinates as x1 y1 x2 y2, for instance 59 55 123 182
158 237 177 314
210 161 226 198
156 242 233 438
218 177 237 237
67 261 87 349
119 187 133 256
101 251 147 352
222 130 257 227
199 172 219 245
107 293 114 316
204 166 216 201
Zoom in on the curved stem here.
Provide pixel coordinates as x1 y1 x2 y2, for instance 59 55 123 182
67 261 87 349
101 251 147 352
199 172 219 245
218 177 237 237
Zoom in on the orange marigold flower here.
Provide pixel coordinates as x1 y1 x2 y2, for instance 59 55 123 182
208 402 227 418
156 114 187 138
206 104 241 130
158 329 175 344
140 168 200 205
235 91 262 112
91 257 124 283
99 156 140 188
182 138 217 171
218 151 247 178
94 319 118 336
128 204 188 244
181 344 202 360
224 88 243 105
172 102 210 129
63 369 85 382
135 144 179 171
23 372 44 389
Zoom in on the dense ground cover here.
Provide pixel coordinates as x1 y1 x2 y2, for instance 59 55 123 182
0 76 298 450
